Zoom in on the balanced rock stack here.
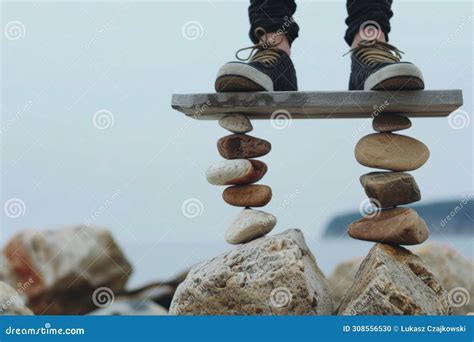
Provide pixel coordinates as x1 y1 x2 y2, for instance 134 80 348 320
350 113 430 245
336 114 453 314
205 114 277 244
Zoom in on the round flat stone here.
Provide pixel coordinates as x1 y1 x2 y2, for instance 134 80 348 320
355 133 430 171
217 134 271 159
225 208 277 244
219 114 253 134
222 184 272 207
205 159 267 185
360 172 421 208
348 207 429 245
373 114 412 133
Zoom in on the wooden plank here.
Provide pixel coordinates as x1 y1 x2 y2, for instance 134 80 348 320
171 90 463 119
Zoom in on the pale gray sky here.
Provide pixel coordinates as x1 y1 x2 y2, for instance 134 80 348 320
1 1 472 282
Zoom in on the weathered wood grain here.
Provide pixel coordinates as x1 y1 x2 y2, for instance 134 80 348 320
171 90 463 119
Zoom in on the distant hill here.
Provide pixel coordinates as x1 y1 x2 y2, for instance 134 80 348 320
323 199 474 237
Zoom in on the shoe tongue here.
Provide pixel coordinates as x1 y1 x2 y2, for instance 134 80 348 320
354 41 402 66
251 47 282 65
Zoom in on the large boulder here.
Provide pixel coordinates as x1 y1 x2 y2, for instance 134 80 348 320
338 244 451 315
170 229 333 315
329 242 473 314
416 243 473 315
3 226 132 314
0 281 33 315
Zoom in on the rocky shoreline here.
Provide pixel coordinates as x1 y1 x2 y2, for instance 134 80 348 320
0 226 472 316
1 115 472 316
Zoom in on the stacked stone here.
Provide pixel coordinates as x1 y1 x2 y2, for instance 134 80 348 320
349 113 430 245
205 114 277 245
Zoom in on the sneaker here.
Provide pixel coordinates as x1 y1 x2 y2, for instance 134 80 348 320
348 40 424 91
215 30 297 92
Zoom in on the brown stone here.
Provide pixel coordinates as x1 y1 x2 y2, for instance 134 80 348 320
348 207 429 245
355 133 430 171
206 159 267 185
223 185 272 207
373 114 412 132
360 172 421 208
217 134 271 159
3 226 132 314
247 160 268 184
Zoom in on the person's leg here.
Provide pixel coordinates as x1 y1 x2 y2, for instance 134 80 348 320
215 0 298 92
345 0 392 47
248 0 299 55
345 0 424 90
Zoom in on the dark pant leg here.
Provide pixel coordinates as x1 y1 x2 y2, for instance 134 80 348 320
344 0 393 46
248 0 299 45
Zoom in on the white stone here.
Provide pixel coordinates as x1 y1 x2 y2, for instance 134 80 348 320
205 159 252 185
0 281 33 315
225 209 276 244
219 114 253 133
170 229 333 315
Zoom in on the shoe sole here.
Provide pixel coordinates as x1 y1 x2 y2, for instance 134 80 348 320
215 63 273 92
364 63 425 91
